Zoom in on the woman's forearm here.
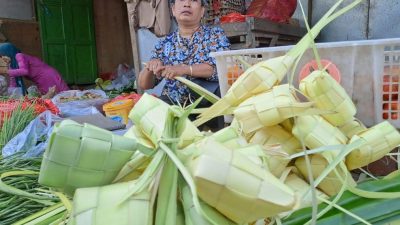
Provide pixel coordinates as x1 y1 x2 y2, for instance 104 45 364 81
138 69 155 90
8 68 29 77
189 63 214 79
9 54 30 77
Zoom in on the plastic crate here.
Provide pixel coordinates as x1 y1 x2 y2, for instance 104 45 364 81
211 38 400 127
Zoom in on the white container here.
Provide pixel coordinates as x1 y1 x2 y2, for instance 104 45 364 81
211 38 400 128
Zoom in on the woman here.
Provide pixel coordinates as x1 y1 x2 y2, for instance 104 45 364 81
0 42 26 94
5 53 69 95
138 0 230 105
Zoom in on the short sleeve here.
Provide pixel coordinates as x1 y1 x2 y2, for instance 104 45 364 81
150 38 166 61
207 26 231 66
200 26 230 81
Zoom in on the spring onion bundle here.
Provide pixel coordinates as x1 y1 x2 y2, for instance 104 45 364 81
0 100 36 152
0 152 59 225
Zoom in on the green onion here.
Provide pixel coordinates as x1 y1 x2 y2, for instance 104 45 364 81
0 99 36 152
0 152 59 224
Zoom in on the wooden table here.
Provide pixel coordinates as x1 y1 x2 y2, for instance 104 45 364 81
221 17 307 50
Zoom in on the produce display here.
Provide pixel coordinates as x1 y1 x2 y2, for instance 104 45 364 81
58 92 103 103
0 100 37 150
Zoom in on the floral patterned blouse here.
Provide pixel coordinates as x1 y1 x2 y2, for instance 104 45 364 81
150 25 230 104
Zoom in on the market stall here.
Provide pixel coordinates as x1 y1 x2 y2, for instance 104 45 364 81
0 0 400 225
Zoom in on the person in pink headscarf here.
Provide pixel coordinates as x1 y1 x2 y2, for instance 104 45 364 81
6 53 69 95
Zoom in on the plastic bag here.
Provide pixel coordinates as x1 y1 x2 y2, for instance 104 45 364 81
8 87 23 98
2 111 62 158
247 0 297 23
220 13 249 24
104 64 136 91
58 105 101 117
52 89 108 117
0 75 7 96
27 85 41 98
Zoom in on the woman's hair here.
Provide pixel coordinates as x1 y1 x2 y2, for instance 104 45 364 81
170 0 208 6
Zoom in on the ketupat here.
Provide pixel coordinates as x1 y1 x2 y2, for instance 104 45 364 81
185 138 296 224
292 115 355 196
295 153 354 196
249 124 302 155
67 180 157 225
211 126 248 149
195 0 363 126
128 93 203 149
112 126 156 182
233 84 326 135
113 151 151 183
179 181 236 225
338 117 367 139
280 118 295 133
238 143 292 178
38 120 139 196
345 121 400 171
284 173 329 211
38 1 374 224
116 94 205 225
299 70 356 126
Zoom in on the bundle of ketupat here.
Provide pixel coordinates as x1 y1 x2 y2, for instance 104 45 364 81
194 0 363 126
185 0 399 222
33 94 306 225
183 137 296 224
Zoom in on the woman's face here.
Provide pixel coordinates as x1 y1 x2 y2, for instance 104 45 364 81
172 0 205 26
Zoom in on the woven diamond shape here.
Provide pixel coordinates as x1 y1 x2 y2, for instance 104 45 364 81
39 120 138 195
68 181 154 225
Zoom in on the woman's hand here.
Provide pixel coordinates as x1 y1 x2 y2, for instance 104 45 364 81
145 59 164 78
0 66 8 75
0 56 10 74
161 65 188 79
